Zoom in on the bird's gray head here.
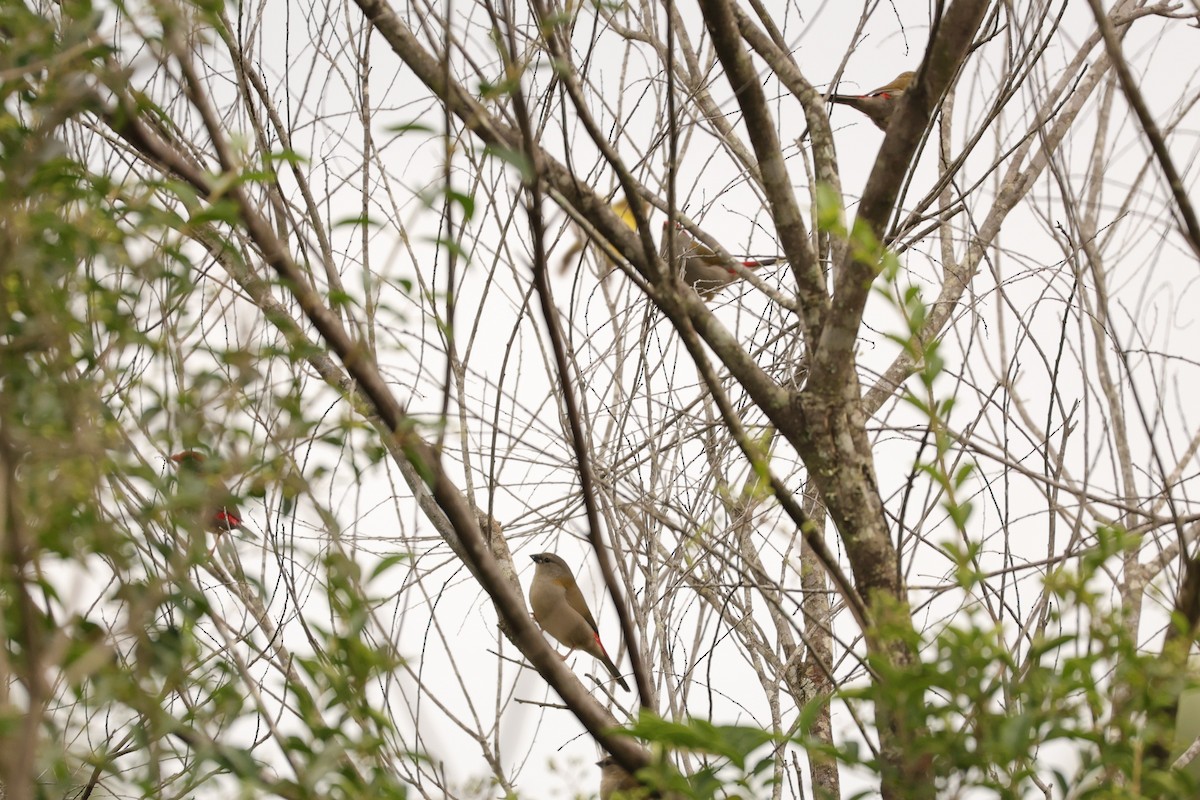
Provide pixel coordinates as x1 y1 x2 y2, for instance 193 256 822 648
531 552 572 577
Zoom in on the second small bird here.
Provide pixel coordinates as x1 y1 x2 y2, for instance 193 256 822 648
828 71 915 131
529 553 630 691
170 450 245 533
660 222 780 301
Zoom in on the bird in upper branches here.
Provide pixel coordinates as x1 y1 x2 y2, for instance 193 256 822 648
560 196 781 301
827 71 916 131
660 221 780 301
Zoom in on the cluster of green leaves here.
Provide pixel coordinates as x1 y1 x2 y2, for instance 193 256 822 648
282 551 413 800
0 4 412 798
612 711 778 799
834 525 1199 798
1 2 156 796
607 530 1199 799
0 2 237 796
0 0 130 550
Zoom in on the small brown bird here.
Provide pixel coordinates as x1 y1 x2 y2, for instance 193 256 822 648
660 222 780 301
598 755 643 800
828 71 916 130
528 553 630 691
170 451 244 533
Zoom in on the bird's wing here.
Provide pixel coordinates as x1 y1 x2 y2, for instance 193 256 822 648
563 579 601 635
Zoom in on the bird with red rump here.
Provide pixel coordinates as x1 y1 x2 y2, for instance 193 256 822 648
169 450 246 534
828 71 916 131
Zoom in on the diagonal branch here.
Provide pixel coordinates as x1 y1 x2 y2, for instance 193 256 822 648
101 62 651 777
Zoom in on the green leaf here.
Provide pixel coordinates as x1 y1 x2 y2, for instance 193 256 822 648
385 120 437 135
483 143 534 183
626 712 777 769
814 182 844 234
370 553 412 581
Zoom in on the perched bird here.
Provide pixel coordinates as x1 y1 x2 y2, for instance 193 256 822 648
170 451 244 533
598 756 643 800
528 553 630 691
828 71 916 131
659 222 780 301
